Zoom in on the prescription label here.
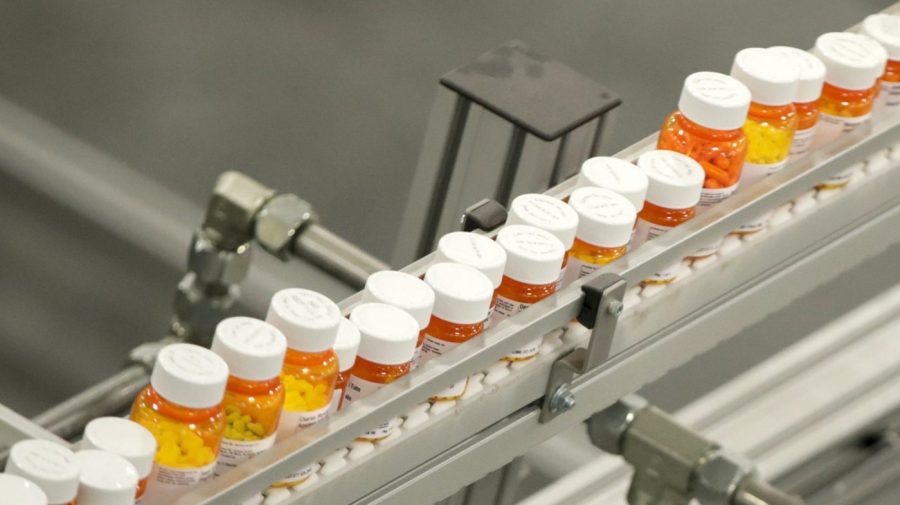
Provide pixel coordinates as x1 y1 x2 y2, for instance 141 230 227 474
327 388 344 415
343 376 397 441
146 462 215 504
419 334 469 400
633 219 680 283
215 434 276 476
492 296 542 361
789 127 816 158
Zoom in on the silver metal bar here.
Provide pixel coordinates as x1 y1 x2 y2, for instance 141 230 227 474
175 109 900 505
31 366 149 440
0 402 69 463
292 223 390 289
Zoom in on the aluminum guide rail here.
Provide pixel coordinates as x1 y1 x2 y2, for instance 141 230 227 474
176 115 900 504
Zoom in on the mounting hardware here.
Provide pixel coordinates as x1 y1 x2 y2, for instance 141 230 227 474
547 384 576 415
539 273 626 423
461 198 508 232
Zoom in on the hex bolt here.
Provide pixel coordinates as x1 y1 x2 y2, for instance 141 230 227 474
607 300 624 317
549 385 576 414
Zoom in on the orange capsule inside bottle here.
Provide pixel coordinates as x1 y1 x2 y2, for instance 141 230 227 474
419 262 493 400
562 187 636 286
434 231 507 326
812 32 887 189
633 150 705 284
363 270 435 366
491 225 565 361
265 288 341 487
658 71 749 256
129 344 228 499
345 302 419 441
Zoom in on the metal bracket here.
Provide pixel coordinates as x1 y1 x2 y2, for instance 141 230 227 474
461 198 508 233
539 273 626 423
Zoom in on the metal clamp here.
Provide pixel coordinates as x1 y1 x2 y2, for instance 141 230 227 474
539 273 626 423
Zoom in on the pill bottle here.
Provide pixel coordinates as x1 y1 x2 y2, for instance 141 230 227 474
768 46 827 159
130 343 228 500
730 48 799 234
265 288 340 486
0 474 48 505
563 187 637 286
6 439 79 505
657 71 750 256
344 302 419 441
73 450 139 505
574 157 648 218
812 32 887 188
506 193 578 290
862 14 900 117
491 225 565 361
434 231 507 323
363 270 435 364
419 262 493 400
81 418 156 503
329 318 361 413
210 317 287 476
632 150 705 284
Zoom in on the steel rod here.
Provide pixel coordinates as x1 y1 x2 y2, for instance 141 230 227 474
292 223 390 289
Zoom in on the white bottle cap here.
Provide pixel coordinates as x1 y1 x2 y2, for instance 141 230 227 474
74 450 139 505
350 303 419 366
677 71 751 130
812 32 888 91
862 14 900 61
637 150 705 210
81 418 157 479
569 187 638 249
730 48 799 106
363 270 435 330
768 46 827 103
265 288 341 353
212 317 288 382
6 440 79 504
496 225 565 286
424 262 494 325
434 232 507 288
334 318 361 372
150 343 229 409
0 474 47 505
575 157 649 212
506 194 579 249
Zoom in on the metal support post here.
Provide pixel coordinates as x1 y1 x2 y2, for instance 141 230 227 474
540 273 626 423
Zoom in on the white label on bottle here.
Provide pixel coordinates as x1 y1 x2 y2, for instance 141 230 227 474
789 126 816 158
273 404 329 486
145 462 215 504
632 219 679 283
733 160 785 233
555 265 566 290
489 295 542 360
214 434 276 476
814 112 870 151
418 334 468 399
690 183 739 257
277 465 315 487
343 375 398 440
875 80 900 118
327 388 344 415
563 256 601 284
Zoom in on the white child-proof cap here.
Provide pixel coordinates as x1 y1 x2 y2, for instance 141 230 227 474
637 150 705 210
678 71 752 131
74 450 139 505
768 46 827 103
350 302 420 366
0 474 47 505
730 48 800 106
6 439 80 504
150 343 229 409
334 318 361 372
266 288 341 353
212 316 288 381
363 270 435 330
424 262 494 325
434 231 507 288
862 14 900 61
81 417 157 479
569 187 638 249
575 157 649 212
813 32 888 91
496 225 566 286
506 194 579 249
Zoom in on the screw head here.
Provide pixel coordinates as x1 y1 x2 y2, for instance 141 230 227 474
607 300 624 317
550 385 576 413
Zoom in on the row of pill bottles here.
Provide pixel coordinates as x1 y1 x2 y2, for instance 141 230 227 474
7 437 141 505
434 232 507 326
863 14 900 117
363 270 435 364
